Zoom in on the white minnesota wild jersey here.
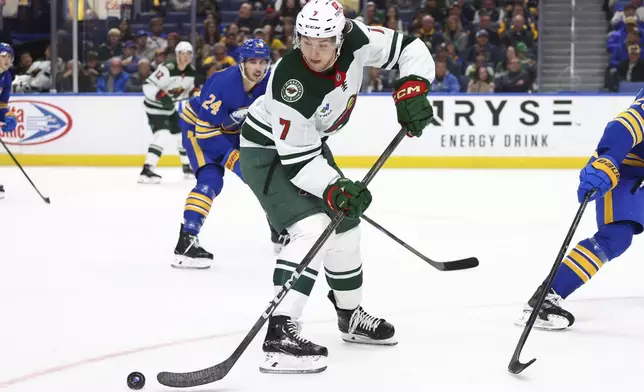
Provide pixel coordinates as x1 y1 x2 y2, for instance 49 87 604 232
241 19 434 198
142 60 197 116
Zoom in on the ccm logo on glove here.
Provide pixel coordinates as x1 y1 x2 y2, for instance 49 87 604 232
393 81 428 103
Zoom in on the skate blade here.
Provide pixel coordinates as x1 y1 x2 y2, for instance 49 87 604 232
171 255 212 269
259 352 327 374
341 333 398 346
514 310 570 331
138 176 161 184
183 173 195 180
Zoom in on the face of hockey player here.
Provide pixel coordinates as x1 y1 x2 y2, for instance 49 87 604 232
0 53 13 71
300 36 336 73
177 51 193 69
243 58 269 83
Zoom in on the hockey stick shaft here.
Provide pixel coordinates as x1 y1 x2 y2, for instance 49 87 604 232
508 190 595 374
0 137 51 204
361 214 479 271
157 127 409 388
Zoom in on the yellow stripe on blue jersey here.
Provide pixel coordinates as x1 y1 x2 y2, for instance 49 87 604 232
184 191 213 216
562 258 589 283
603 189 614 225
623 152 644 167
195 124 223 139
627 108 644 144
181 103 212 128
0 102 8 109
568 248 598 277
187 133 207 167
576 244 604 269
614 110 644 147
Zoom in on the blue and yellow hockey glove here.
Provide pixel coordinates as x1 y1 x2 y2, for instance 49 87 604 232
577 155 620 202
1 113 16 133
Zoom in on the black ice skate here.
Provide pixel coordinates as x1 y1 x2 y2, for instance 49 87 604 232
260 315 328 374
328 290 397 345
0 184 4 200
515 283 575 331
182 164 195 180
172 225 213 269
138 164 162 184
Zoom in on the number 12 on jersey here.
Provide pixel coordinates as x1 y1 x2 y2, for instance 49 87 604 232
279 118 291 140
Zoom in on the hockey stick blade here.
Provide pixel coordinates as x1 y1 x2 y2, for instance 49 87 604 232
360 215 479 271
507 190 594 375
156 128 409 388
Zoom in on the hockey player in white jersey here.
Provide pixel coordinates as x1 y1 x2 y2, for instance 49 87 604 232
139 41 197 183
239 0 434 374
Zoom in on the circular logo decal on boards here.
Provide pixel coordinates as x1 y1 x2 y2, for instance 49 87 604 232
281 79 304 103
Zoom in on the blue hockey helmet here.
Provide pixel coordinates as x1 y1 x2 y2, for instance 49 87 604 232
0 43 14 61
238 39 271 83
238 39 271 63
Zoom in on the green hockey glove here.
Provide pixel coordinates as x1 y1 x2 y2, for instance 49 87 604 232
323 178 372 219
392 75 433 137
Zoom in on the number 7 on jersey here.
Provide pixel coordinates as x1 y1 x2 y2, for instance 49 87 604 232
279 118 291 140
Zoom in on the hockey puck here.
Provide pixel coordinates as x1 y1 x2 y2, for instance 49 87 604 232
127 371 146 390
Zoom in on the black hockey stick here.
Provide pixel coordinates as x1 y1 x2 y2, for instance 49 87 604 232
508 190 595 374
0 137 51 204
361 214 478 271
156 127 409 388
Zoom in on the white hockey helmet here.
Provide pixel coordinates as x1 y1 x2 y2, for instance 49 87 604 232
175 41 193 56
295 0 346 57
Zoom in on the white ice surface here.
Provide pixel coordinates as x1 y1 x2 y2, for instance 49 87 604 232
1 167 643 392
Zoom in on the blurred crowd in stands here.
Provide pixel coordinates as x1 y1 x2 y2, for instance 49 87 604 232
605 0 644 91
2 0 539 93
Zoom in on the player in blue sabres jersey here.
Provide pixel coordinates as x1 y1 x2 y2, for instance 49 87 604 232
172 39 272 268
518 89 644 330
0 43 17 200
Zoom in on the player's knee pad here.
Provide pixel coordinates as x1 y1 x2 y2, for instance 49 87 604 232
280 214 333 270
195 164 225 196
593 222 636 261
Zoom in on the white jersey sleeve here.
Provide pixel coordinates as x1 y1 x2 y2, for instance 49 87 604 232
353 19 435 83
268 98 341 198
142 64 173 102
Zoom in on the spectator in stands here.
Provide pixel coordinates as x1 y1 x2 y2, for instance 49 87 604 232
502 14 534 48
424 0 448 26
618 44 644 82
386 6 404 33
263 25 286 51
126 59 152 92
443 14 469 54
118 18 134 42
469 11 501 46
276 0 301 18
133 30 154 62
237 3 259 32
365 2 384 26
499 0 538 40
465 29 501 67
609 28 643 68
98 28 123 62
364 67 385 92
444 42 464 75
474 0 501 25
203 20 221 47
495 57 531 92
452 0 476 27
212 42 237 70
121 41 141 74
85 51 101 87
468 65 494 92
57 60 94 92
281 17 295 43
416 15 445 52
611 4 638 29
164 32 181 62
465 51 494 79
96 58 129 93
222 24 241 60
431 59 460 93
149 17 169 54
152 49 166 70
16 52 33 75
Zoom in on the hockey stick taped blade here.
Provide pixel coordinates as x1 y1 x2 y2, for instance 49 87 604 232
157 361 230 388
438 257 479 271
